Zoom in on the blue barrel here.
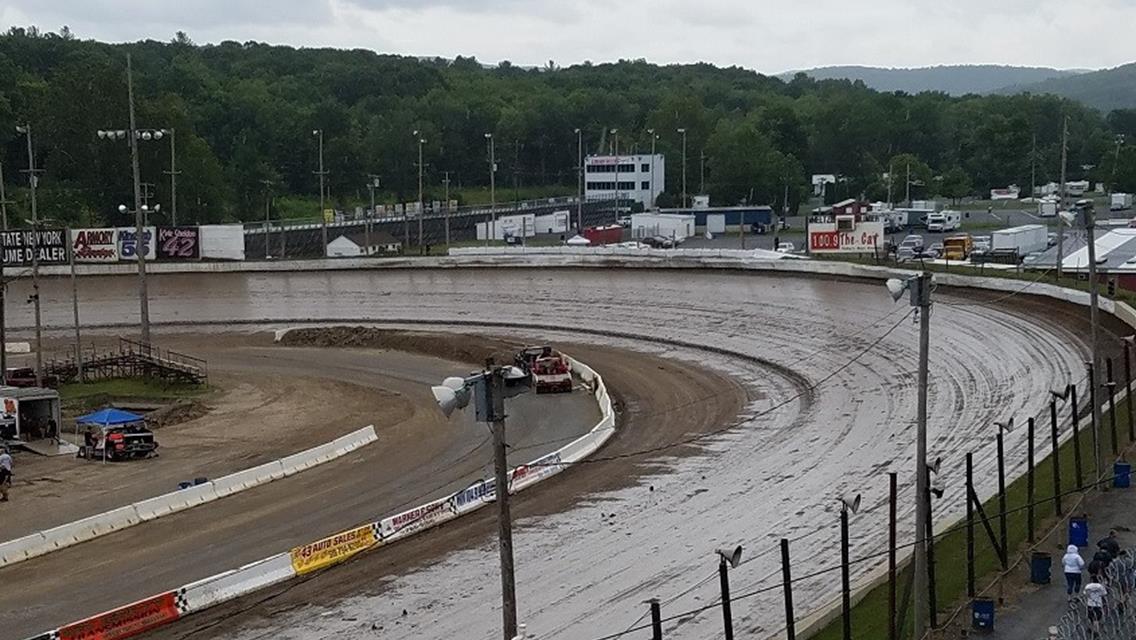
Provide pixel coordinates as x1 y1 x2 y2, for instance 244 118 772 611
1070 516 1089 548
1030 552 1052 584
1115 461 1131 488
972 597 995 631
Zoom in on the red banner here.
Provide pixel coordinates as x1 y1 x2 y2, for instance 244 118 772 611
59 592 180 640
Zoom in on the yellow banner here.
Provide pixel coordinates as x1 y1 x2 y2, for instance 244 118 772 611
290 524 377 575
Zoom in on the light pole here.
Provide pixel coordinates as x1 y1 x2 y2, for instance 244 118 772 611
885 273 933 639
610 129 619 214
574 128 583 230
1111 135 1126 195
838 495 861 640
312 129 328 254
430 366 519 640
260 179 273 259
367 175 380 256
0 160 10 378
66 227 82 381
647 128 658 210
485 133 496 247
715 546 742 640
1074 202 1104 481
414 132 426 249
442 171 451 247
677 128 688 208
161 128 178 225
16 124 44 386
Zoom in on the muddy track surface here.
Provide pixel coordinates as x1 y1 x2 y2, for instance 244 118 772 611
4 268 1116 640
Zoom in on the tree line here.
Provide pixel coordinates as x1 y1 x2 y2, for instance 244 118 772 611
1 26 1134 227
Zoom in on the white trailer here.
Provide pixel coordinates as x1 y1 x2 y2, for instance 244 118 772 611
476 214 536 241
925 210 961 232
629 213 695 241
992 224 1048 256
534 211 570 234
1038 197 1059 218
1112 193 1133 211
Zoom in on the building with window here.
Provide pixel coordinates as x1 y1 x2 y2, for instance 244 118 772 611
585 154 665 208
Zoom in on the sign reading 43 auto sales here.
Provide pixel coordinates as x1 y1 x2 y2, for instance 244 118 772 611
808 220 884 253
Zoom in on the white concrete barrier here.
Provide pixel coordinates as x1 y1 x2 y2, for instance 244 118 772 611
0 425 377 568
180 553 296 613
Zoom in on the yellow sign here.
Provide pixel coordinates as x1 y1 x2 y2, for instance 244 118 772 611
323 208 335 222
290 524 377 575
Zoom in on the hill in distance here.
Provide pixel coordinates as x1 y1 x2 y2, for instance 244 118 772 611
998 62 1136 112
781 64 1085 96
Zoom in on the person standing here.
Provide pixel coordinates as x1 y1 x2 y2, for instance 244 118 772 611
1099 530 1121 559
0 447 12 502
1064 544 1086 598
1084 575 1107 635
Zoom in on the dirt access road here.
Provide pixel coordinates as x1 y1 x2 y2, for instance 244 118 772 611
1 267 1120 639
0 331 601 639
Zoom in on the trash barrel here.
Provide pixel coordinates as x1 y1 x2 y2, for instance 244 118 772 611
194 476 209 485
1115 461 1132 488
1069 516 1089 548
177 481 193 490
972 597 995 631
1030 551 1052 584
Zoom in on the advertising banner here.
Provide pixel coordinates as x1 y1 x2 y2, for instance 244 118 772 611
289 524 378 575
72 228 119 263
117 227 157 261
509 452 563 491
156 227 200 260
808 221 884 253
380 497 456 539
451 479 495 514
58 591 180 640
0 229 68 266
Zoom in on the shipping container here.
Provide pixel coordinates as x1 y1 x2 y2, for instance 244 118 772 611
629 213 695 241
582 225 623 245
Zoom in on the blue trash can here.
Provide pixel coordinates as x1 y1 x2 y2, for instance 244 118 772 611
1115 461 1131 488
1070 516 1089 548
972 597 995 631
1030 551 1052 584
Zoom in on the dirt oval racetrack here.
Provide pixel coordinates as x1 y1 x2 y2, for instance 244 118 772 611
6 267 1122 640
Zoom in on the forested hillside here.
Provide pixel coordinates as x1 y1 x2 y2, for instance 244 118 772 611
0 27 1133 227
999 62 1136 113
782 65 1081 96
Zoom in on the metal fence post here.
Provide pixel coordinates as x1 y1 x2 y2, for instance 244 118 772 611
781 538 796 640
1027 417 1036 542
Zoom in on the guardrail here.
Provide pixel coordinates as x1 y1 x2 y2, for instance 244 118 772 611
21 351 615 640
0 425 377 568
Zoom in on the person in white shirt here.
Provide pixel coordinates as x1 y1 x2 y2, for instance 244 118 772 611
0 447 11 502
1084 575 1107 633
1064 544 1086 596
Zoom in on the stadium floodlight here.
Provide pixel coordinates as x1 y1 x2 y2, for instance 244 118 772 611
431 375 471 418
118 204 128 213
885 277 912 302
994 417 1015 433
839 493 862 514
716 545 743 569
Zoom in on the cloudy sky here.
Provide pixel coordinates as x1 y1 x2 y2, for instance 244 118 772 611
3 0 1134 73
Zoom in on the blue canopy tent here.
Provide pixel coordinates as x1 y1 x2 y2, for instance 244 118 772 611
76 408 145 426
76 408 146 463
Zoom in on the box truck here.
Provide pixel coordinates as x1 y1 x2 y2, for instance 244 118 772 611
992 225 1048 258
925 210 961 232
1112 193 1133 211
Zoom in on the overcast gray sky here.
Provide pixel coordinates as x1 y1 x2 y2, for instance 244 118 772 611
3 0 1133 73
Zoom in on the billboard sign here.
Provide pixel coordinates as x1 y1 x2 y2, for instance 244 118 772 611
117 227 157 261
808 220 884 253
157 227 200 260
72 228 119 262
1 229 68 266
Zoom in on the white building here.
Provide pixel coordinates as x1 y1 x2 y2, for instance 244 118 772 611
584 154 665 208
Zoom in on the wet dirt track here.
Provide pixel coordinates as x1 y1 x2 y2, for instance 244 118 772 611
4 268 1118 640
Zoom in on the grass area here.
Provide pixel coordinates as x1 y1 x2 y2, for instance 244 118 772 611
809 309 1136 638
454 184 573 206
268 186 574 222
59 378 209 411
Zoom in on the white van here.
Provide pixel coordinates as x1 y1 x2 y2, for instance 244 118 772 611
926 210 961 232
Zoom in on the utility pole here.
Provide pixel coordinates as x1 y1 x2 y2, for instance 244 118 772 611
313 129 328 255
512 139 521 205
367 174 380 256
442 171 451 247
905 161 912 207
162 128 179 225
1057 117 1069 280
260 179 274 259
610 129 619 214
574 128 583 230
0 160 11 377
489 369 518 640
678 128 687 208
414 132 425 249
1083 201 1104 483
699 150 706 195
648 129 657 210
887 160 894 208
18 124 44 386
1110 135 1126 196
911 272 933 639
126 54 151 344
1030 133 1037 205
68 228 82 381
486 133 496 248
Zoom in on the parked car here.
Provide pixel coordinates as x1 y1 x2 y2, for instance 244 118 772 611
896 235 925 261
641 236 676 249
617 216 632 228
776 242 795 253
